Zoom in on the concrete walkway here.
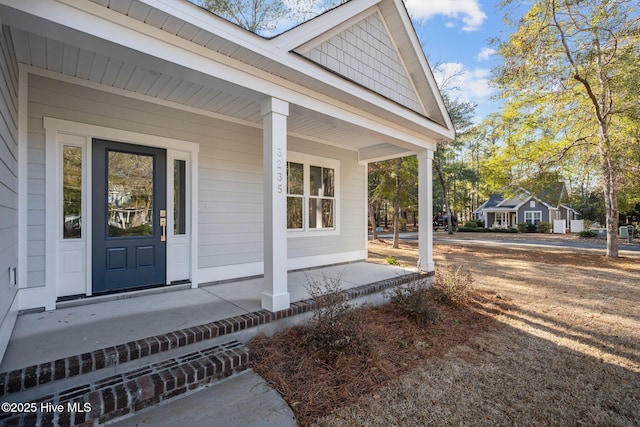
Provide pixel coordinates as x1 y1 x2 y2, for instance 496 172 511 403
107 370 297 427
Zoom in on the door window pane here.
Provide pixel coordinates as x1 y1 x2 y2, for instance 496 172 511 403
63 146 82 239
107 151 153 237
174 159 186 235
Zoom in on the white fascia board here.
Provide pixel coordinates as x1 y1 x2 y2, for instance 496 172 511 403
140 0 453 143
5 0 447 149
119 0 453 144
496 189 527 207
138 0 274 55
275 0 381 51
514 195 553 210
357 143 422 164
513 200 529 210
386 0 454 133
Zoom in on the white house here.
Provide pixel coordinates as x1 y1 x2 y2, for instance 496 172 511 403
0 0 454 361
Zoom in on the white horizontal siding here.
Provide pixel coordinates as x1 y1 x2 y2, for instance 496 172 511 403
287 137 366 259
27 74 367 281
0 25 19 333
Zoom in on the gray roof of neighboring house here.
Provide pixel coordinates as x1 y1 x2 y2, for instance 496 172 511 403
476 184 571 213
483 193 508 209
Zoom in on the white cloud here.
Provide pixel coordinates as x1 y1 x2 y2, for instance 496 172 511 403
477 47 496 61
405 0 487 32
433 62 494 101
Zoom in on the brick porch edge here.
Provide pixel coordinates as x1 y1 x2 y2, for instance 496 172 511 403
0 340 250 427
0 271 429 398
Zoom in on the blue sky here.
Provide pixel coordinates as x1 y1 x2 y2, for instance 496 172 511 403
405 0 507 122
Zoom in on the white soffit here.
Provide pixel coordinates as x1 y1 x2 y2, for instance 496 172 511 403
100 0 453 140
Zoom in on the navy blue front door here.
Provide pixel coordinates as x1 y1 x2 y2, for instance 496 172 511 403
92 140 167 294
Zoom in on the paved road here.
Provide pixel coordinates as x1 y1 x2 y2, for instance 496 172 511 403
375 232 640 253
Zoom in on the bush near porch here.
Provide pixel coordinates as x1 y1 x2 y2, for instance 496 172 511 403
251 239 640 426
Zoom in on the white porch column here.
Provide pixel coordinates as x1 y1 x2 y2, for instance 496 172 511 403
417 150 435 272
261 97 291 312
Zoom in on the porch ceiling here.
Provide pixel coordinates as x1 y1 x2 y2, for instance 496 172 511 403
4 2 423 159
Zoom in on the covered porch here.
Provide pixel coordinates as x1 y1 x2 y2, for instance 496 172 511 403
0 261 421 374
486 210 518 229
0 0 451 319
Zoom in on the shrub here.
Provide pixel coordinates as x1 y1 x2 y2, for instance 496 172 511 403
577 230 597 238
526 223 537 233
433 266 474 306
304 273 367 356
388 278 439 326
457 227 487 232
537 221 552 233
486 227 518 233
517 222 528 233
463 220 479 228
386 255 400 265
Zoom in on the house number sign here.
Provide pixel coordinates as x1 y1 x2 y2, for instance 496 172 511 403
276 147 283 194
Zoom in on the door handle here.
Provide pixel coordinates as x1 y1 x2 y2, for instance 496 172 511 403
160 214 166 242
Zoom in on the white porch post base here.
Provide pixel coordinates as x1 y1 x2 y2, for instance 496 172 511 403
418 150 435 272
261 291 291 312
261 97 290 312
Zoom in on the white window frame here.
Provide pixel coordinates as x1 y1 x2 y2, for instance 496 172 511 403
287 152 340 237
524 211 542 225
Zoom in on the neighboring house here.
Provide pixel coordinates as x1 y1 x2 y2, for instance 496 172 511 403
474 184 579 229
0 0 454 360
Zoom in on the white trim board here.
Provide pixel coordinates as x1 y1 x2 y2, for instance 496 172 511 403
31 118 200 311
5 0 451 147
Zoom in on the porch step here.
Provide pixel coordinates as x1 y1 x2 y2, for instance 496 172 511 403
0 272 425 425
1 272 424 401
0 340 251 426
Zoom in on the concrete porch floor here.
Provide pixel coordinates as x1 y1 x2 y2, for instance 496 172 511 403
0 262 414 373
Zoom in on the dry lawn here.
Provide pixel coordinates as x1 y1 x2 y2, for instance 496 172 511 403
253 239 640 426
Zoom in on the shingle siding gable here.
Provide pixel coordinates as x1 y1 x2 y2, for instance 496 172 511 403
301 12 424 115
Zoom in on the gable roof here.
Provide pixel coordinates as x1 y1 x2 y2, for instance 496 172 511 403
1 0 453 160
479 184 570 212
276 0 451 129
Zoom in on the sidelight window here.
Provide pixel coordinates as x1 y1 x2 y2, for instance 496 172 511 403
62 145 83 239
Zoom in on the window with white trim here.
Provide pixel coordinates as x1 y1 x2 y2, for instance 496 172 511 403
287 153 339 233
524 211 542 225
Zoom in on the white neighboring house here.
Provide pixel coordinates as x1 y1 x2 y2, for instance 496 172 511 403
474 185 579 230
0 0 454 360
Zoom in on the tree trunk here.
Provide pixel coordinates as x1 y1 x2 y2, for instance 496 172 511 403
598 123 619 257
393 158 402 249
603 176 619 257
368 202 378 241
435 157 454 234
